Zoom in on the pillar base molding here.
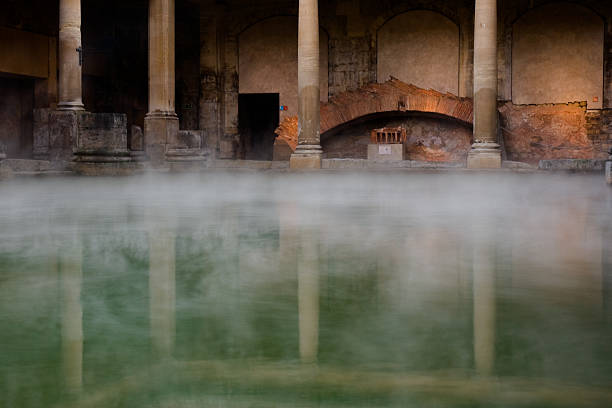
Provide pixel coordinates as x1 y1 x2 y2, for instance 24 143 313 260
290 145 323 170
467 143 502 169
57 102 85 111
144 112 179 166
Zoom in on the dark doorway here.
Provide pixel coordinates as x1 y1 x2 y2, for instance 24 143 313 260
238 93 279 161
0 76 34 158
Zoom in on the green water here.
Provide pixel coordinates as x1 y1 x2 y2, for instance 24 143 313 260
1 173 611 408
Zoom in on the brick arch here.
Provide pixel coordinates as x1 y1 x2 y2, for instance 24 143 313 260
275 78 473 151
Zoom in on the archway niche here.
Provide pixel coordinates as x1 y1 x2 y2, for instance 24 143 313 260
377 11 460 95
321 112 472 162
512 3 604 109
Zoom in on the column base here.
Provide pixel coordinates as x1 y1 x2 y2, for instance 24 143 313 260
290 145 323 170
467 143 502 169
144 112 179 166
57 101 85 111
606 160 612 185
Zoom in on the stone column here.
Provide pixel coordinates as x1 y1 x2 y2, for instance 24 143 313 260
468 0 501 169
145 0 179 164
290 0 322 169
58 0 84 111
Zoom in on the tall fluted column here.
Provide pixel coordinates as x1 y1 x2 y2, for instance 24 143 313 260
290 0 322 170
58 0 84 111
145 0 179 165
468 0 501 169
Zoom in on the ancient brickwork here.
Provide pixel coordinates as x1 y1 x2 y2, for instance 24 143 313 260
499 102 609 164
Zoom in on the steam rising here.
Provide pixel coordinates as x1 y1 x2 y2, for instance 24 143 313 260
0 172 611 408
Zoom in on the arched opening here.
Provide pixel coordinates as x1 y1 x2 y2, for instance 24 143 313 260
512 3 604 109
238 16 329 160
377 10 459 95
322 111 472 162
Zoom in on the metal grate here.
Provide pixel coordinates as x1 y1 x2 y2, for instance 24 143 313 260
370 127 407 144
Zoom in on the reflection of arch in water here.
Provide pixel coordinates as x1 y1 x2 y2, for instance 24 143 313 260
512 3 604 109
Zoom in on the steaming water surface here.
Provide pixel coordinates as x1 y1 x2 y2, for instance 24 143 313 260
1 172 611 408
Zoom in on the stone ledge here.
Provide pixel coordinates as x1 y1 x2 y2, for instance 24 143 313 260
0 159 53 172
539 159 608 171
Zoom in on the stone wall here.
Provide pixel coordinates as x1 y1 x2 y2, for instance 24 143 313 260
377 10 460 95
238 16 329 122
512 3 604 110
499 102 610 165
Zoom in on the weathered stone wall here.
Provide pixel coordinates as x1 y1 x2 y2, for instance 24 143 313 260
238 16 329 122
499 102 609 164
512 3 604 109
377 10 460 95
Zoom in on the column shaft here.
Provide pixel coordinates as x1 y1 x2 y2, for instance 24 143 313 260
290 0 322 169
468 0 501 168
145 0 178 164
58 0 84 111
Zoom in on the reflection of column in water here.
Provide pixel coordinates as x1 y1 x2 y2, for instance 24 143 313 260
149 230 176 359
604 197 612 324
60 241 83 393
298 229 319 364
473 239 496 376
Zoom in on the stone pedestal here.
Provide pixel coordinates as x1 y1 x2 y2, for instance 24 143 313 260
467 143 502 169
144 113 179 165
290 145 322 170
367 144 404 161
73 113 131 163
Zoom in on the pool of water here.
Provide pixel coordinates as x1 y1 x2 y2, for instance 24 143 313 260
1 172 611 408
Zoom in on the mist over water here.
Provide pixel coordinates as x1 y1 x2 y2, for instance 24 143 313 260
0 172 611 408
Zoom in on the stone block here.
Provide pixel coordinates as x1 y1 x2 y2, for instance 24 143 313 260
605 161 611 184
273 139 293 161
131 126 144 151
169 130 202 149
76 113 128 154
144 114 179 165
48 111 78 162
33 108 51 159
367 144 404 161
290 154 322 170
467 150 502 169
